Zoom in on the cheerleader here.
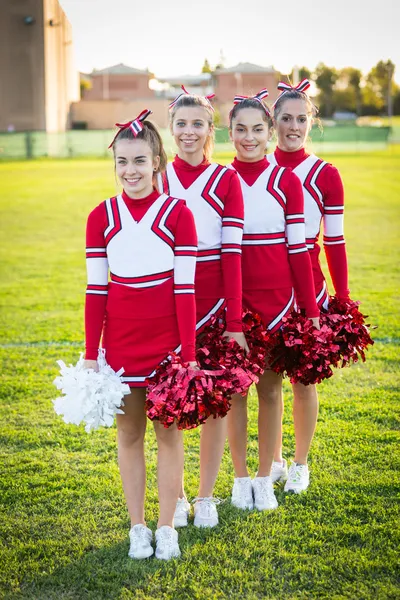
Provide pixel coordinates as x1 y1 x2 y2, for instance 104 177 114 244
227 91 320 510
83 110 198 559
267 80 349 493
164 87 246 528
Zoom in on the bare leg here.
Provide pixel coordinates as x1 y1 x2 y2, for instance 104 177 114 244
292 382 319 464
227 392 249 477
257 370 283 477
198 415 227 497
273 388 284 463
153 421 184 528
116 388 147 526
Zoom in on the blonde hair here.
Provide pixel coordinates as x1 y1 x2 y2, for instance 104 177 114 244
169 95 215 162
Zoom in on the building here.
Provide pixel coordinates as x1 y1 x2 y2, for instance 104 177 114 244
71 63 169 129
0 0 79 132
215 62 279 125
155 73 214 102
82 63 155 101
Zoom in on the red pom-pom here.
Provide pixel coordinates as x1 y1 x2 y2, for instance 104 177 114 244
267 298 375 386
267 310 337 385
196 309 268 396
320 296 375 366
146 354 232 430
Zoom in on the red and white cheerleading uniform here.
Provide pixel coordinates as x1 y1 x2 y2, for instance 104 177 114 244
267 148 349 309
231 157 319 332
161 156 244 333
85 189 197 387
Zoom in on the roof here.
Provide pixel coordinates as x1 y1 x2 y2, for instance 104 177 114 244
217 62 276 74
91 63 149 76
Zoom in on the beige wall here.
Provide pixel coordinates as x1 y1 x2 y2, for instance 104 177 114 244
70 99 170 129
215 71 280 118
0 0 79 132
84 74 155 101
43 0 79 132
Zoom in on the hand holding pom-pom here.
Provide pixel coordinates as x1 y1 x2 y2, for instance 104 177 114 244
53 349 130 432
320 296 375 366
146 354 231 430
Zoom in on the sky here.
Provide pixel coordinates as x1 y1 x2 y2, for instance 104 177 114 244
59 0 400 83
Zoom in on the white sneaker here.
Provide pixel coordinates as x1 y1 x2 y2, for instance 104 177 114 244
271 459 288 483
155 526 181 560
284 462 310 493
252 476 278 511
128 524 153 559
193 497 220 528
231 477 254 510
173 497 191 527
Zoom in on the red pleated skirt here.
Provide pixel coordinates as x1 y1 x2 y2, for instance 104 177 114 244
242 287 294 333
103 280 180 387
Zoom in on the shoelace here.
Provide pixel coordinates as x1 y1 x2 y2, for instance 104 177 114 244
289 465 306 483
192 496 222 505
131 526 150 547
157 528 175 551
192 496 222 515
254 479 275 498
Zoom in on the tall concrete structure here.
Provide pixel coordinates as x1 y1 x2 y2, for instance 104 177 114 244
0 0 79 132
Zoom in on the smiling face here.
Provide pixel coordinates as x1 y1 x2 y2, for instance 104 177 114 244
273 97 313 152
114 138 160 199
171 105 213 164
230 107 271 162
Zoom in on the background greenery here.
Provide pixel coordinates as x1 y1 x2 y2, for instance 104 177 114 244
0 147 399 599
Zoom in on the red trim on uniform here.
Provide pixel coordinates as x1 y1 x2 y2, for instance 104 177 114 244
104 197 122 246
110 269 173 285
221 243 242 252
86 251 107 258
303 160 326 213
266 166 286 211
174 283 195 291
222 219 244 228
323 235 345 243
86 284 108 291
201 165 225 216
324 208 344 215
243 232 285 242
151 196 176 249
197 248 222 257
286 216 305 225
174 249 197 256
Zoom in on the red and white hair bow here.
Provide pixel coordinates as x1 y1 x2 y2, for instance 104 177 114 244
108 109 152 148
272 79 311 107
169 85 216 111
232 88 270 116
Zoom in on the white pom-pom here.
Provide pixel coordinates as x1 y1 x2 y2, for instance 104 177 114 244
53 349 131 432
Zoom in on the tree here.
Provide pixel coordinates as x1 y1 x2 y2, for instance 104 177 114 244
202 59 212 74
338 67 363 115
289 66 312 84
314 63 338 117
366 60 395 115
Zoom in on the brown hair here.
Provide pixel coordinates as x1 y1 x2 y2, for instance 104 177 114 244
169 94 215 162
273 90 319 120
112 120 168 181
229 97 273 129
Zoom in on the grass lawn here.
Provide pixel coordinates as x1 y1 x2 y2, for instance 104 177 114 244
0 148 399 599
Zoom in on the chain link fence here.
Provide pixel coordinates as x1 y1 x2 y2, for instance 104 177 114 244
0 126 392 160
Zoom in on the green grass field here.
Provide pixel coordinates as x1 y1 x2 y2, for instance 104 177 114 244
0 148 399 599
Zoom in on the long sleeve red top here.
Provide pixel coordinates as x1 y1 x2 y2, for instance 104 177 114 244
168 155 244 331
85 189 197 362
232 156 319 318
274 147 349 299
